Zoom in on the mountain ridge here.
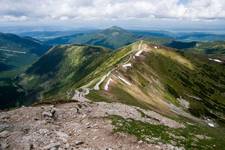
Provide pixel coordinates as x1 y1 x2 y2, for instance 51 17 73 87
45 26 138 49
6 39 224 149
19 40 225 122
1 39 225 149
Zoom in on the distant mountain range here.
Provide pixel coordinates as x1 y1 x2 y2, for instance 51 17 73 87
45 26 138 49
18 26 225 49
0 26 224 74
165 40 225 59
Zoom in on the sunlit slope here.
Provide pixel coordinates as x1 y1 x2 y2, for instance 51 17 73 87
19 44 111 100
166 40 225 59
20 40 225 122
86 40 225 121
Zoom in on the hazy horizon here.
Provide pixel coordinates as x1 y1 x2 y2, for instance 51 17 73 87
0 25 225 35
0 0 224 34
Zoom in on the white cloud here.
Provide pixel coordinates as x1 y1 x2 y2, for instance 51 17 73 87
0 15 28 21
0 0 224 22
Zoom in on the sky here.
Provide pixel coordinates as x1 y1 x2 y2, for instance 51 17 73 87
0 0 225 31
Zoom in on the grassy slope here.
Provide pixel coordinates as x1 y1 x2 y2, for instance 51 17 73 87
15 40 225 148
166 40 225 59
21 40 225 122
19 44 111 101
0 33 50 69
0 33 51 109
85 41 225 149
110 115 225 150
86 41 225 121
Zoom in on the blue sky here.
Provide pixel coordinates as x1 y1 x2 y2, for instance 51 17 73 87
0 0 224 31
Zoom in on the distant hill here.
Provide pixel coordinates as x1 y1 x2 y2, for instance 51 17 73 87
0 32 50 72
177 32 225 41
131 30 175 39
166 40 225 59
45 26 138 49
165 41 197 49
0 32 50 55
0 32 51 109
19 30 94 41
44 27 225 50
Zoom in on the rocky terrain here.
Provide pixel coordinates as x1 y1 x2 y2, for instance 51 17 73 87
0 99 186 150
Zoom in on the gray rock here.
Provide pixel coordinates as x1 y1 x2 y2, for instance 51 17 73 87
0 141 9 149
75 141 84 145
0 130 10 138
43 142 60 150
50 108 56 115
42 111 53 118
0 114 10 120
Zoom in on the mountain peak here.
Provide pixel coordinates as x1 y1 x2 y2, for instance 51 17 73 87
104 26 126 32
108 26 123 30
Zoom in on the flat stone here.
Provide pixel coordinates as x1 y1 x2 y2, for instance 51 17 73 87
43 142 60 150
75 141 84 145
0 141 9 149
0 130 10 138
42 111 53 118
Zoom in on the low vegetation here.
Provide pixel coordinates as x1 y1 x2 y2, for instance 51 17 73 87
110 115 225 150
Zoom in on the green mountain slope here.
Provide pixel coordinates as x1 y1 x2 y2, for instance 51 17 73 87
20 40 225 123
166 40 225 59
0 33 51 109
83 41 225 121
46 26 137 49
0 32 50 72
19 44 111 101
13 40 225 149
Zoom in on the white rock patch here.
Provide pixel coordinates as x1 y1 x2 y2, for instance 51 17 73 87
208 123 215 127
94 71 111 90
209 58 223 63
118 76 131 86
122 63 132 69
104 78 113 91
135 50 143 57
177 97 190 109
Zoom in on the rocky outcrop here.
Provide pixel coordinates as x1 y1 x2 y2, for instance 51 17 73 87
0 101 184 150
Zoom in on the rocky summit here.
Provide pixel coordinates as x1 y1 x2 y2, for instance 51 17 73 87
0 100 185 150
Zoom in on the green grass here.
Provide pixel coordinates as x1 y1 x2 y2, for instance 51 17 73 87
87 86 150 109
19 44 111 100
141 50 225 120
85 41 225 122
110 115 225 150
17 40 225 124
86 90 109 102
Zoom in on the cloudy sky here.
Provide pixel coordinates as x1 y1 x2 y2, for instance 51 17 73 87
0 0 225 30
